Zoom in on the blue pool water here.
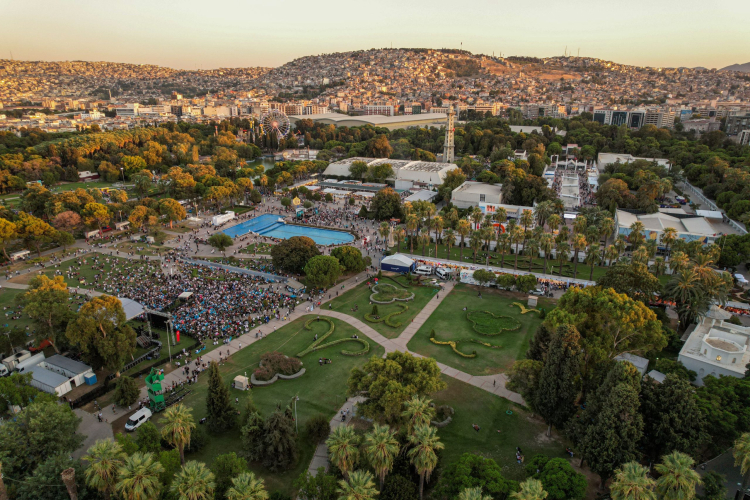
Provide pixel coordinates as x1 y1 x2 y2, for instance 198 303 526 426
222 214 354 246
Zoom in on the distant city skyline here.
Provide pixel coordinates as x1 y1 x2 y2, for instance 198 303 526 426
1 0 748 70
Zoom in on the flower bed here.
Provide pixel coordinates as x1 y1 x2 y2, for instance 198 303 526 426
466 310 521 336
370 283 415 304
254 351 303 381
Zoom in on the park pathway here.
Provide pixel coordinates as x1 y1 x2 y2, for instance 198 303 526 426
307 396 365 476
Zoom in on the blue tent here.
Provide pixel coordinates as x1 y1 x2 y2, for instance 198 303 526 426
380 254 416 274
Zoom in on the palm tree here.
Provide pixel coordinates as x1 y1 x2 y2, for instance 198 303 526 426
547 214 561 236
337 470 378 500
629 221 646 249
171 461 215 500
406 215 418 255
651 257 666 277
609 462 655 500
510 478 548 500
364 423 400 489
457 219 471 262
519 210 534 266
539 233 554 275
668 251 690 274
379 222 391 247
654 452 701 500
326 425 360 480
469 230 483 264
443 229 456 259
226 472 268 500
571 234 587 279
599 217 614 260
497 232 511 269
408 425 444 500
160 403 196 465
572 215 588 237
533 201 554 229
693 253 718 286
632 246 649 266
116 452 165 500
401 396 435 434
492 208 508 234
734 433 750 492
470 206 483 229
586 243 601 281
556 242 571 276
525 237 540 272
604 244 619 266
510 226 523 270
433 216 444 257
661 227 677 258
481 227 494 266
83 439 126 500
457 487 492 500
394 226 406 253
419 228 431 257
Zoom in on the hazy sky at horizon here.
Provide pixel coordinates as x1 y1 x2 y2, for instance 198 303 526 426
1 0 748 70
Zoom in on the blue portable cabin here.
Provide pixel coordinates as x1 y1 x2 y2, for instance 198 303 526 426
380 254 416 274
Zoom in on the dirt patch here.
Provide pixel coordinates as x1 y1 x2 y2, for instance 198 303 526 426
535 430 554 444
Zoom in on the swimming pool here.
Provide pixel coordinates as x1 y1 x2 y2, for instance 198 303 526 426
222 214 355 246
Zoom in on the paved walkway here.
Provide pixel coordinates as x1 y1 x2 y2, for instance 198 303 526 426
308 396 365 476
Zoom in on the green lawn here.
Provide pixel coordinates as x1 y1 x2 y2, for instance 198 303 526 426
0 288 34 330
432 376 564 480
167 315 385 496
240 243 273 255
407 284 553 375
10 255 149 289
327 279 440 339
50 181 115 192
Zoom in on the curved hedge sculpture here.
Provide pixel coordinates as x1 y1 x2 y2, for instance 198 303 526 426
296 317 370 357
251 368 306 386
510 302 541 315
466 310 521 336
429 330 501 358
431 405 455 428
365 303 409 328
370 283 415 304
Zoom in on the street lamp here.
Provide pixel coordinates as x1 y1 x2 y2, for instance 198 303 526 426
120 168 124 182
293 395 300 433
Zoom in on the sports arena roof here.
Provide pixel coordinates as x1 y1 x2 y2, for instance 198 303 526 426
289 113 448 130
322 157 459 185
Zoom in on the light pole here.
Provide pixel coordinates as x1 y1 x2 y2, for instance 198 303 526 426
294 395 299 433
165 320 173 365
120 168 124 182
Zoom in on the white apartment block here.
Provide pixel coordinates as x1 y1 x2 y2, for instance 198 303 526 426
739 130 750 146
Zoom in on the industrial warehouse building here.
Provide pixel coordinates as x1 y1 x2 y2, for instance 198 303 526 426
322 157 459 189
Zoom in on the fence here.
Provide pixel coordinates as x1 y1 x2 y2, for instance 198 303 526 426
681 181 748 235
179 257 287 283
105 339 163 382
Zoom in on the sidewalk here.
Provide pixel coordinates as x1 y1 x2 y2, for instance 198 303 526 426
307 396 365 476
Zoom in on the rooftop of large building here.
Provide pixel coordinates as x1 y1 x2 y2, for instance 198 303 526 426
616 210 720 237
451 180 504 197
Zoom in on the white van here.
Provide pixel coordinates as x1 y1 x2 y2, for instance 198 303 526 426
435 267 453 280
414 266 433 276
125 408 153 432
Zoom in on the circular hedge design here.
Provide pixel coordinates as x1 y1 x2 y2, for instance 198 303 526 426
370 283 415 304
466 310 521 336
296 317 370 357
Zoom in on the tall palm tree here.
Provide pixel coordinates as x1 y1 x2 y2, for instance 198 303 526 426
586 243 601 281
651 257 666 277
525 237 540 272
406 214 418 255
433 216 444 257
379 222 391 247
337 470 378 500
614 234 627 255
160 403 196 465
419 228 431 257
604 244 620 266
495 232 509 269
457 219 471 262
171 461 215 500
226 472 268 500
492 208 508 235
510 478 548 500
661 227 677 258
408 425 444 500
556 241 571 276
401 396 435 434
668 251 690 274
326 425 360 480
539 233 554 275
571 234 587 279
364 424 400 489
510 225 523 270
654 452 701 500
84 439 127 500
443 228 456 260
693 253 718 286
734 432 750 492
481 227 494 266
610 462 655 500
632 246 649 266
599 217 615 258
519 210 534 265
547 213 561 236
470 206 483 229
533 201 554 229
572 215 588 237
457 487 492 500
116 452 165 500
394 226 406 253
629 221 646 249
469 230 483 264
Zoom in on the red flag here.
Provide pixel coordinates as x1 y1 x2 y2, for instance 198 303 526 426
176 331 181 342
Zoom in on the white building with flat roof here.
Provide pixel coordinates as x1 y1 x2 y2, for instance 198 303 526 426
450 181 503 209
678 306 749 385
597 153 671 172
615 210 722 245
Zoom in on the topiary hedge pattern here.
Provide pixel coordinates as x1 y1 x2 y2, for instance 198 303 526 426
429 329 501 358
370 283 415 304
254 351 304 381
296 317 370 357
510 302 541 314
365 303 409 328
466 310 521 336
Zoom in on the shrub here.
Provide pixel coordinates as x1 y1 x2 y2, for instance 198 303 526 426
254 351 303 381
372 305 379 316
113 376 139 406
306 413 331 442
184 425 207 453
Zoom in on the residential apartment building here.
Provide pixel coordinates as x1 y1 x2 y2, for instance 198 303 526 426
726 114 750 135
682 119 721 135
364 105 394 117
644 108 675 128
739 130 750 146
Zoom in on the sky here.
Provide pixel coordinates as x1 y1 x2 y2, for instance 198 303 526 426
1 0 748 70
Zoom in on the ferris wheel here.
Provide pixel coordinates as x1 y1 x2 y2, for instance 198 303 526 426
260 110 291 141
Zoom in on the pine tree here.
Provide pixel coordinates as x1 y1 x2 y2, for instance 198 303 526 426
206 361 237 433
581 382 643 489
241 411 265 461
259 411 298 472
640 374 707 461
533 325 582 436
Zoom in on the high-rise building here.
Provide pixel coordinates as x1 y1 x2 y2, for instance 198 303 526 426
739 130 750 146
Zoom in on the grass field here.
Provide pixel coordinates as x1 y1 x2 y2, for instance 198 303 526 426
0 288 34 330
327 278 439 339
240 243 273 255
163 315 385 496
432 376 564 481
407 284 553 375
9 255 140 288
